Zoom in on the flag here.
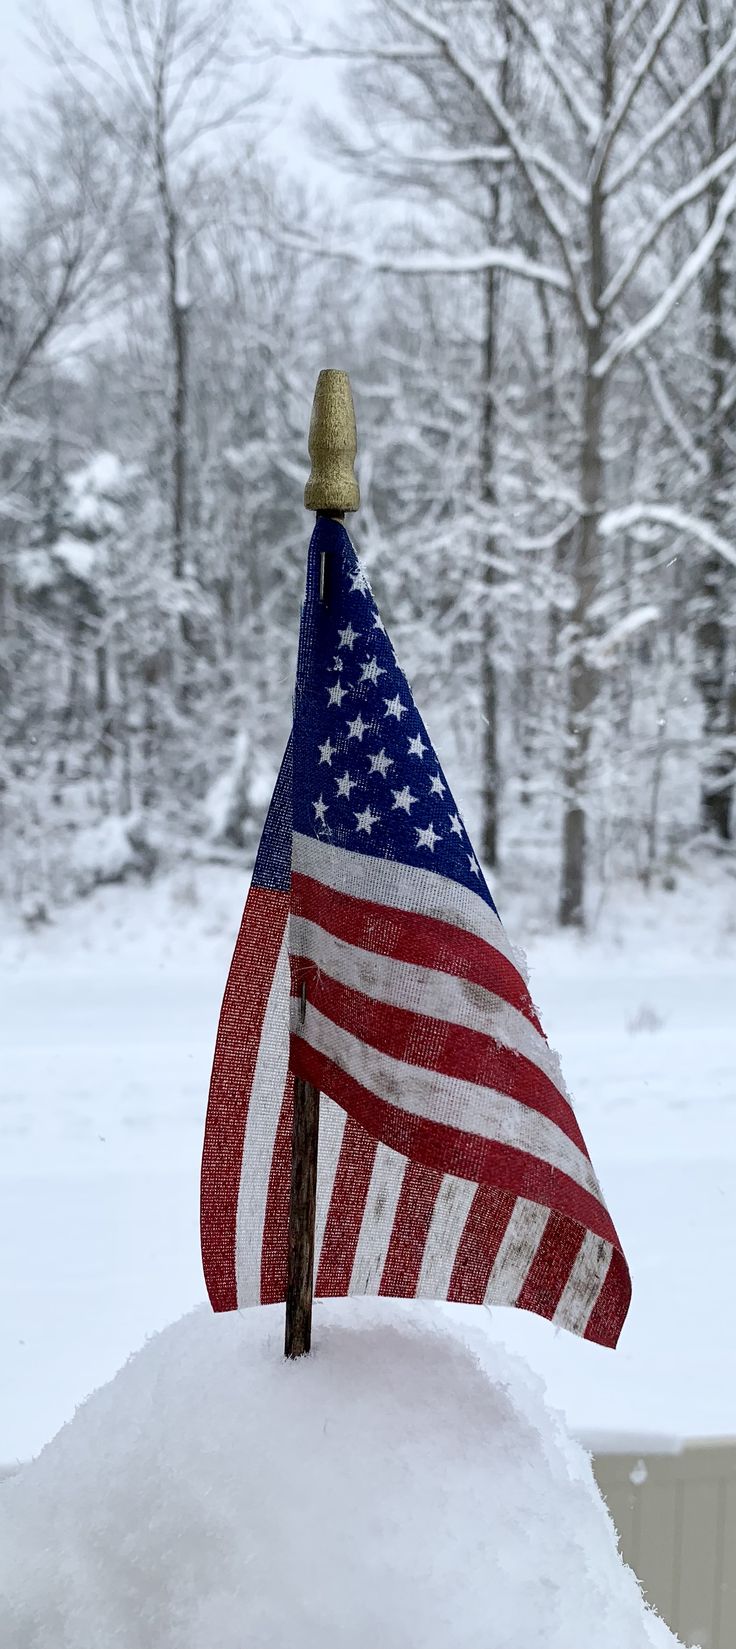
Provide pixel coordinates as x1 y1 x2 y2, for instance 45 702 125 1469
201 516 631 1346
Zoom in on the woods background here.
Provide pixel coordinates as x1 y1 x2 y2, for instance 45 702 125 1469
2 0 735 929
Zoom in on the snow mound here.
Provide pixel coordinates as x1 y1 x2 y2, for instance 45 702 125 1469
0 1301 683 1649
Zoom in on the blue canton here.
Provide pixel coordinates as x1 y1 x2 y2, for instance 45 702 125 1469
293 516 498 915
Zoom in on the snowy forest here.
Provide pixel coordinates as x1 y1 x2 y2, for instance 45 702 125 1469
3 0 736 929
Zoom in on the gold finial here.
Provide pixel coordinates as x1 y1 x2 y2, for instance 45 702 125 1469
304 369 360 514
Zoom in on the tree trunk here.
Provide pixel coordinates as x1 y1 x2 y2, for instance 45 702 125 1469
558 6 614 926
479 28 511 871
696 0 734 841
154 67 189 584
479 253 500 868
169 265 189 585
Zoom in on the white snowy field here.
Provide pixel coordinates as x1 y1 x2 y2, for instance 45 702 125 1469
1 857 736 1465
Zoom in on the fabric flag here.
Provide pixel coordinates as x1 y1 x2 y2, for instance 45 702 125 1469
201 517 631 1346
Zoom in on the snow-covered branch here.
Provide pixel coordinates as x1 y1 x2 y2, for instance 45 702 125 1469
637 355 707 476
267 33 439 64
501 0 599 141
590 0 688 185
594 605 661 664
384 139 584 204
601 140 736 311
604 23 736 197
388 0 592 324
600 504 736 571
595 170 736 377
493 513 579 553
275 231 572 293
392 143 511 168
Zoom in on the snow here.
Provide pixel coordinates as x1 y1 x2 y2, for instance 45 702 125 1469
70 814 156 893
600 502 736 570
67 451 132 524
0 1301 681 1648
14 546 55 593
50 532 98 582
1 858 735 1472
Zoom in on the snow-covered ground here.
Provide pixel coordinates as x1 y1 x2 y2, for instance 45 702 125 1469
2 858 736 1464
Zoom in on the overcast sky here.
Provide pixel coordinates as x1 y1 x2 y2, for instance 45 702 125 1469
1 0 349 176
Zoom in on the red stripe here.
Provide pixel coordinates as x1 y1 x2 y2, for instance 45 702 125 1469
290 961 585 1157
260 1083 294 1304
516 1210 585 1320
378 1161 443 1297
315 1118 377 1297
200 885 288 1312
585 1247 631 1349
291 1035 621 1251
447 1186 517 1304
292 873 543 1035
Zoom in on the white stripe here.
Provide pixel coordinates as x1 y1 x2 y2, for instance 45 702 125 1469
300 1002 602 1200
313 1096 347 1280
293 832 519 972
290 914 567 1099
415 1175 478 1299
348 1142 407 1295
553 1231 611 1335
484 1199 550 1306
234 933 290 1307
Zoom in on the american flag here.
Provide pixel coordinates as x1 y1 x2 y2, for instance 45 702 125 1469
201 516 630 1346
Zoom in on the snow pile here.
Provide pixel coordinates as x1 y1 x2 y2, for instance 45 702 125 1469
0 1302 682 1649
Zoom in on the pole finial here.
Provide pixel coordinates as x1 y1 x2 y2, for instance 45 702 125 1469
304 369 360 514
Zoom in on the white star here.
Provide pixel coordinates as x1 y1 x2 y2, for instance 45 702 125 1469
313 795 328 825
331 655 344 673
336 771 357 799
350 567 370 595
429 772 446 797
449 812 463 836
416 822 441 852
337 622 359 651
355 805 380 834
468 852 481 877
392 785 418 813
383 694 407 720
346 713 367 741
328 681 348 707
373 614 386 633
407 733 427 758
368 748 393 778
359 656 387 685
318 737 335 766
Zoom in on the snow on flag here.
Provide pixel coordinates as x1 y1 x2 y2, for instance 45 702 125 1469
201 516 631 1346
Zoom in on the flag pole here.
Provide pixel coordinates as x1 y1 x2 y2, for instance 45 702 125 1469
284 370 361 1360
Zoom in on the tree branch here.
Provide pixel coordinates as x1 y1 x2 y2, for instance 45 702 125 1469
637 353 707 475
501 0 599 140
604 22 736 196
590 0 689 185
599 503 736 570
601 138 736 310
595 169 736 376
388 0 591 323
275 228 572 292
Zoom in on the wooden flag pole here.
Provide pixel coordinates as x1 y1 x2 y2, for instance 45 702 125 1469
284 370 360 1360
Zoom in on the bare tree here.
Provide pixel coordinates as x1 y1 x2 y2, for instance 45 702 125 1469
1 90 135 408
291 0 736 923
692 0 736 840
40 0 269 582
